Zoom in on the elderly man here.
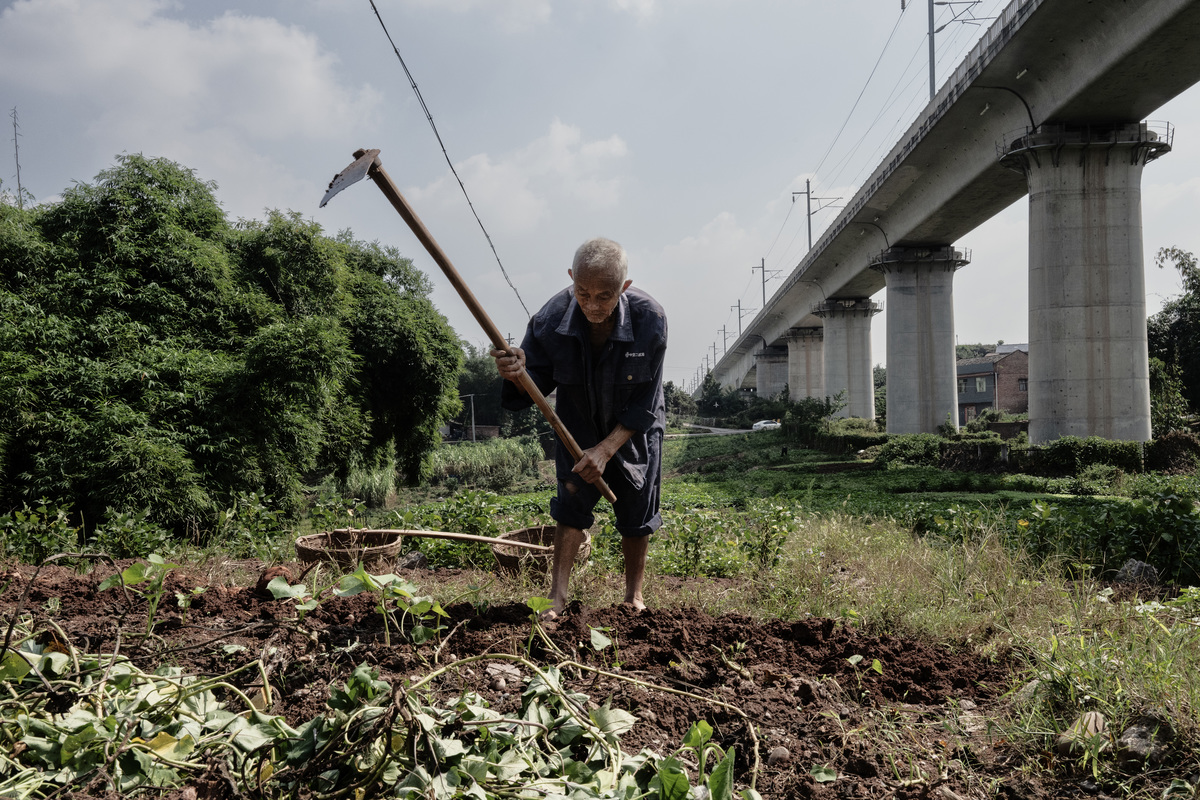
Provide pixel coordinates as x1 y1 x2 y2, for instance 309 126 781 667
492 237 667 617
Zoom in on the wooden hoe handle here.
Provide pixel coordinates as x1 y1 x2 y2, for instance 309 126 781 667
358 151 618 504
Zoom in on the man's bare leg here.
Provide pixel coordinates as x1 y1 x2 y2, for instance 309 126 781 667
547 523 586 618
621 535 649 610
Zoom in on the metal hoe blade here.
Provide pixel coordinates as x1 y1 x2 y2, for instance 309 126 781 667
319 148 380 208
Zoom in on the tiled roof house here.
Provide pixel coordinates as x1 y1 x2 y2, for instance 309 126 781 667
956 347 1029 425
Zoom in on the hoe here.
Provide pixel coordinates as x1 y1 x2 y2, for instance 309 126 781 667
321 149 616 504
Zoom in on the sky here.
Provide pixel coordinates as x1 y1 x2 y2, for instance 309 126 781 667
2 0 1199 393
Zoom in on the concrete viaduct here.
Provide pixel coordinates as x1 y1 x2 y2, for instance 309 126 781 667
709 0 1200 443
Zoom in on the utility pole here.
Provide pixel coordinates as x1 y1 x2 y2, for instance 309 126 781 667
731 300 757 336
928 0 936 100
925 1 987 100
792 179 842 251
711 342 718 366
752 258 782 308
719 325 730 356
459 394 477 441
10 108 24 210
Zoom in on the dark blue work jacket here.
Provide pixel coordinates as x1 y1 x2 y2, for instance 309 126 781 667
501 286 667 491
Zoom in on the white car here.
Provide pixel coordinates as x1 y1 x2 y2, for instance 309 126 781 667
752 419 781 431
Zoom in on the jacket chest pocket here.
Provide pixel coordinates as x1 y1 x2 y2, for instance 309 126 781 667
613 354 655 386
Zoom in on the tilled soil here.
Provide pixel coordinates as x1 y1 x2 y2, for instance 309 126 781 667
2 560 1061 799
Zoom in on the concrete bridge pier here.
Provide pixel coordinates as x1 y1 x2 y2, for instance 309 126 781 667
814 299 881 419
1000 123 1171 443
754 346 789 399
869 246 970 434
786 327 824 400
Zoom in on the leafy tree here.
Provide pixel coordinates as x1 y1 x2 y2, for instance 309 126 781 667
0 155 462 536
955 343 994 360
697 372 723 415
457 343 505 429
1149 356 1191 437
696 371 747 417
451 343 552 443
663 380 697 421
873 363 887 422
1148 247 1200 410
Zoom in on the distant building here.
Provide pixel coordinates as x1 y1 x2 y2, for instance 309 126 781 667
956 348 1029 425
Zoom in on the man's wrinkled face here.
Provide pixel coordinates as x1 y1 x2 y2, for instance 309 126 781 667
569 267 631 325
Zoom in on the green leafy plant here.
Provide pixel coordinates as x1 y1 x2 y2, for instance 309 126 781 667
333 566 447 647
0 501 79 563
174 586 206 622
846 653 884 699
652 720 754 800
97 553 180 637
90 507 170 559
265 575 321 620
588 625 622 669
744 500 797 569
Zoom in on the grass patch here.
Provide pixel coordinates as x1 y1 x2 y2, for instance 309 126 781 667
7 428 1200 797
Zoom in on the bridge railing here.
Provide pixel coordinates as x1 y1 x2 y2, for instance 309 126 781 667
777 0 1046 306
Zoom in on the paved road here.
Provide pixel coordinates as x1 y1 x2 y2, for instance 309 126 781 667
665 423 753 438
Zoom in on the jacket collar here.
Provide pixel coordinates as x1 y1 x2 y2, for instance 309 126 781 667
555 290 634 342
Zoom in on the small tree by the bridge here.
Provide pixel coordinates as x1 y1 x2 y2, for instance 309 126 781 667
697 372 747 417
1148 247 1200 415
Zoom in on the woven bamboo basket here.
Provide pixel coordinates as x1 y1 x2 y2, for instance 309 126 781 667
295 529 403 572
491 525 590 574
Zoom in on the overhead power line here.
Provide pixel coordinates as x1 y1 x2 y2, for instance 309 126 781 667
809 7 909 181
367 0 530 317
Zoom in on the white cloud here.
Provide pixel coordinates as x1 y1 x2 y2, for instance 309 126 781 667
649 211 754 332
409 118 627 233
0 0 385 218
402 0 552 31
0 0 381 146
609 0 658 19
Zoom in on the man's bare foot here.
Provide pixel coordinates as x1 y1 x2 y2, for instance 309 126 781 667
539 597 568 621
621 596 646 611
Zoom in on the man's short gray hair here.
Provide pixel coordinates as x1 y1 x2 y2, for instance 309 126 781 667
572 237 628 285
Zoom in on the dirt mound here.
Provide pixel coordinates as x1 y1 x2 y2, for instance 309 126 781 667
2 562 1054 799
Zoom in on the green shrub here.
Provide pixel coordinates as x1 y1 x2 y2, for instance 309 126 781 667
89 508 171 559
428 437 544 490
212 491 294 559
1001 492 1200 585
0 157 463 544
1124 472 1200 504
907 490 1200 586
1022 436 1143 477
654 506 745 578
876 434 942 467
0 502 80 563
825 417 879 434
1145 430 1200 474
1070 464 1125 496
939 438 1010 472
998 473 1051 493
402 490 541 569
